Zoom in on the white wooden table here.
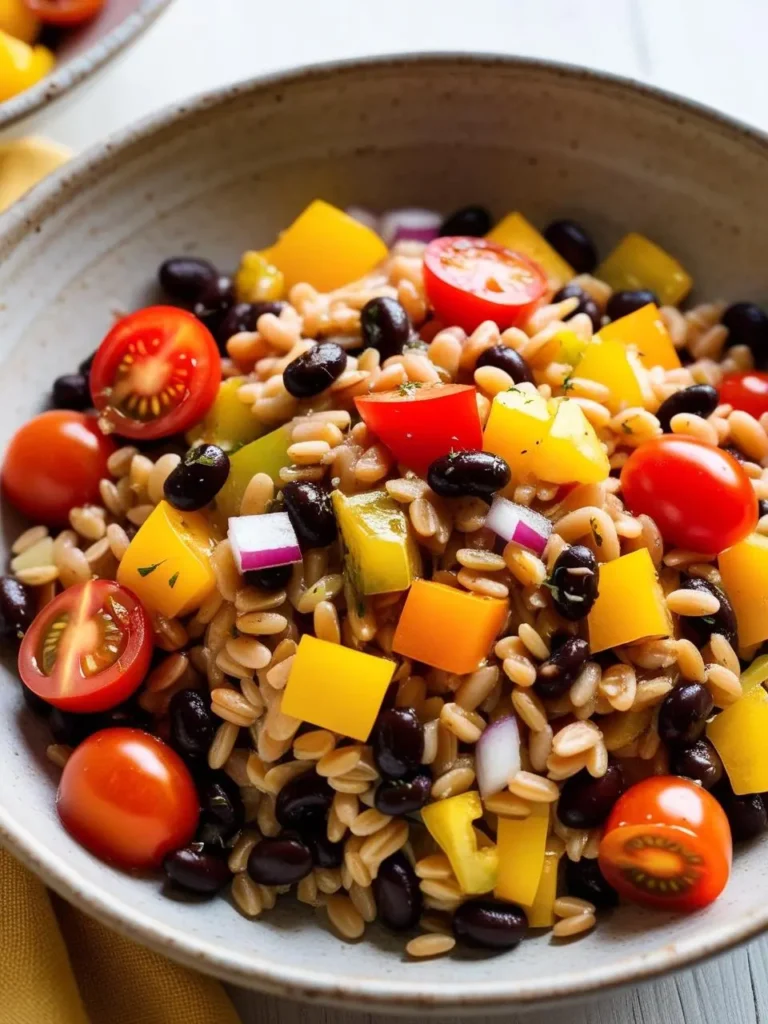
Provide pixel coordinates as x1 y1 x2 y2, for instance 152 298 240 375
14 0 768 1019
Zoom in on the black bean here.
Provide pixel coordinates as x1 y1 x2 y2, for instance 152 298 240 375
48 701 151 747
244 564 293 590
52 373 91 411
0 576 35 640
164 845 231 895
552 283 601 332
217 301 286 346
714 781 768 841
546 545 599 622
192 275 236 338
678 576 737 648
606 289 659 321
197 772 245 845
159 257 220 306
163 444 229 512
670 738 723 790
722 442 748 464
372 851 422 930
558 762 626 829
723 302 768 367
247 836 313 886
655 384 719 433
657 682 714 747
759 499 768 519
360 297 411 362
169 689 216 760
304 829 344 869
543 220 598 274
78 351 96 376
452 897 528 951
100 701 152 733
427 450 510 501
475 345 534 384
439 205 492 238
275 771 333 830
372 707 424 780
534 636 591 700
282 480 337 549
283 342 347 399
564 857 619 909
374 770 432 816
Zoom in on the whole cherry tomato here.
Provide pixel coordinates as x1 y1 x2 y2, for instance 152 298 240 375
18 580 152 712
720 372 768 420
2 410 114 525
57 728 199 870
423 237 548 333
598 776 732 912
90 306 221 441
23 0 104 26
621 435 757 554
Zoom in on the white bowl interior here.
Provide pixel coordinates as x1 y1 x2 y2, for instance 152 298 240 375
1 57 767 1013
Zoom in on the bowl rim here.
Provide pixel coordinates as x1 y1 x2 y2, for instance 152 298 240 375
0 0 173 130
1 51 768 1012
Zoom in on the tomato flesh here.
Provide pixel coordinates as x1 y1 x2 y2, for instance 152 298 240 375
90 306 221 440
598 776 731 912
18 580 152 712
423 237 548 333
620 435 757 554
24 0 104 25
355 382 482 475
57 728 199 870
2 410 114 526
720 372 768 420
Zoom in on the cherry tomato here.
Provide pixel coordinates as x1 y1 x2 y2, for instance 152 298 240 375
90 306 221 441
598 776 731 912
18 580 152 713
621 435 757 554
423 237 548 333
2 410 114 526
57 728 199 870
355 382 482 475
720 372 768 420
24 0 104 25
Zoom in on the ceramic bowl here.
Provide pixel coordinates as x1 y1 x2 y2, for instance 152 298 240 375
0 0 172 129
1 55 767 1015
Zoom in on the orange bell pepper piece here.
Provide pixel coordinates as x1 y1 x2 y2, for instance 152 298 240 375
599 303 681 371
486 212 573 291
718 533 768 648
587 548 672 653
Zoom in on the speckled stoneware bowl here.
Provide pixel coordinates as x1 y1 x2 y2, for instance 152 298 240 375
0 55 767 1015
0 0 172 129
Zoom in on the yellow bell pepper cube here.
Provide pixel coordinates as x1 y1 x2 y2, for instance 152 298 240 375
708 684 768 795
532 398 609 485
597 232 693 307
573 336 649 413
0 31 53 102
741 655 768 695
587 549 673 653
422 792 499 895
0 0 40 43
187 377 264 453
719 533 768 648
332 489 421 595
216 425 293 520
281 635 395 742
521 841 564 927
234 251 284 303
264 200 387 291
552 327 589 368
393 579 508 675
483 385 552 485
598 303 681 372
117 501 217 618
486 212 574 291
495 804 550 906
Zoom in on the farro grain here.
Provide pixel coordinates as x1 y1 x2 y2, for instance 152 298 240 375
256 793 280 837
326 893 365 939
46 743 71 768
223 748 251 788
210 539 240 602
526 722 553 773
705 663 742 706
440 702 484 743
147 453 182 505
236 611 289 636
518 623 550 661
709 633 741 676
263 759 312 795
297 872 320 906
553 912 596 938
421 719 439 764
554 895 596 918
509 770 559 802
228 831 260 874
348 882 377 923
632 676 675 710
414 854 454 880
257 728 293 764
552 721 600 758
317 745 363 778
512 688 547 732
569 662 601 707
729 409 768 461
663 548 714 568
406 934 456 958
502 654 537 688
599 664 637 712
332 791 359 828
208 721 239 770
455 665 499 712
675 638 707 682
240 473 275 516
145 652 189 693
211 689 259 727
316 867 344 895
235 587 285 614
69 505 106 541
350 809 392 836
585 740 609 778
225 635 272 671
293 729 335 761
666 589 720 616
107 445 139 477
546 751 590 781
670 412 719 446
431 765 476 800
265 654 295 690
359 819 409 869
457 567 509 599
12 525 49 556
419 877 464 903
231 874 263 917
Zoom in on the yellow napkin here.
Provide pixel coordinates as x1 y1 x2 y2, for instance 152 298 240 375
0 847 241 1024
0 135 71 211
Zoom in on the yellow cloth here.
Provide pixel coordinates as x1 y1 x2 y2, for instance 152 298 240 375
0 847 241 1024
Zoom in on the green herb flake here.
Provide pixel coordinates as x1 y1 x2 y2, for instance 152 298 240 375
397 381 424 397
590 517 603 547
621 420 634 435
562 375 575 393
137 561 165 577
168 571 180 589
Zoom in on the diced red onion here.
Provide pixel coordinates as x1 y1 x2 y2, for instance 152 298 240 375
486 496 552 557
345 206 381 233
475 715 521 798
379 207 442 247
228 513 302 573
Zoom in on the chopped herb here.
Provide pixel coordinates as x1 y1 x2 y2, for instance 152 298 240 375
520 449 528 455
168 571 179 589
137 561 165 577
590 517 603 547
562 375 575 393
700 615 717 627
621 420 634 435
398 381 423 397
193 451 218 467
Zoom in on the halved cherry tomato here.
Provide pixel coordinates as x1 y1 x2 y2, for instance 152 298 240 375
23 0 104 25
2 410 114 526
18 580 152 712
621 435 757 554
598 776 731 912
57 728 199 870
720 372 768 420
90 306 221 441
355 382 482 475
423 237 548 333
